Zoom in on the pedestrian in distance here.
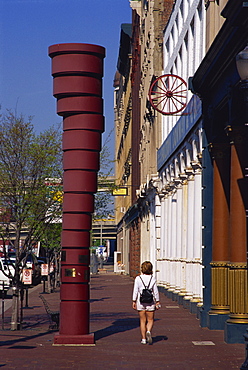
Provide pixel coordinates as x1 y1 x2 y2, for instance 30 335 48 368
132 261 161 345
99 253 104 269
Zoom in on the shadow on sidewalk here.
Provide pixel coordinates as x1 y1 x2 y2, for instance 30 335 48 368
92 314 169 343
93 316 167 342
0 330 52 349
94 316 140 341
152 335 168 343
90 297 111 303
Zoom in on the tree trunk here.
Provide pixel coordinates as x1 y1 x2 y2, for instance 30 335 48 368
47 271 51 294
11 286 20 330
11 230 21 330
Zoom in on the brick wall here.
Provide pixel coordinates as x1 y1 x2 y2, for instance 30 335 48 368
129 218 141 278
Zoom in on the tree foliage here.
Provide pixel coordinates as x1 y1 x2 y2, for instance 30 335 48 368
0 110 62 256
0 110 62 330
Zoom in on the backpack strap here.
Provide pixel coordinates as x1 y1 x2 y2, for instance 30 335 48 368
140 275 152 289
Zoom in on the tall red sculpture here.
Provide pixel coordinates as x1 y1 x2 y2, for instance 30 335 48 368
49 43 105 345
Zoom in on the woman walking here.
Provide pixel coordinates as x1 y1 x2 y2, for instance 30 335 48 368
132 261 161 344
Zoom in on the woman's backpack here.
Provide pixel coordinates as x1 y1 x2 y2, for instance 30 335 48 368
139 276 153 304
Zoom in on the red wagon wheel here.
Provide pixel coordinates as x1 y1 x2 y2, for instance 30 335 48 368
149 74 187 115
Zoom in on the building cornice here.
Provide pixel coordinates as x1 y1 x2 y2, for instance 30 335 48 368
192 1 248 98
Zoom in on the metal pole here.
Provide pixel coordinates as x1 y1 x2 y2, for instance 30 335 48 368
25 287 28 308
20 287 24 329
1 282 4 330
43 279 46 294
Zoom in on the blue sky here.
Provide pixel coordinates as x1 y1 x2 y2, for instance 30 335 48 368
0 0 132 161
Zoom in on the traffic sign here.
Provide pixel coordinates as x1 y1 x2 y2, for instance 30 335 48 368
22 268 32 285
41 264 49 276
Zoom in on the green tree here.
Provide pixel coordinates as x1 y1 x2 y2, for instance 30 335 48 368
0 110 62 330
39 222 62 292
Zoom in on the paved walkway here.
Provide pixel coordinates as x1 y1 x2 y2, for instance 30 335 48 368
0 267 245 369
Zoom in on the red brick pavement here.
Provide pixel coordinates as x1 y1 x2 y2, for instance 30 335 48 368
0 268 245 369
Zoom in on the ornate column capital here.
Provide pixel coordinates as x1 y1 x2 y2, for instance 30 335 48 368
208 142 230 160
225 124 247 145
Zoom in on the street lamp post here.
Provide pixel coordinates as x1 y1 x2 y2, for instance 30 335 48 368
236 45 248 370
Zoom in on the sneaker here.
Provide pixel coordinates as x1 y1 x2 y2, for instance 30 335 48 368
141 339 147 344
146 331 152 344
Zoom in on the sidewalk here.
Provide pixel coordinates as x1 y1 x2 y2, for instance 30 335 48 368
0 268 245 369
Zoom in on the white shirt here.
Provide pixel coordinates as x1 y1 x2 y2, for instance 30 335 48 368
132 274 160 310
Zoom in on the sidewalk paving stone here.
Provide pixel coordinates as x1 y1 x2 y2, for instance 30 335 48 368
0 269 245 369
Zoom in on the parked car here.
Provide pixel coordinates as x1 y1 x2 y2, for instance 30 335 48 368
37 257 47 266
2 259 15 277
0 258 13 291
8 251 16 260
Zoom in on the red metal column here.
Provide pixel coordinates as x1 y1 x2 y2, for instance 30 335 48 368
211 145 230 264
227 127 248 326
229 129 246 264
209 144 230 317
48 43 105 345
